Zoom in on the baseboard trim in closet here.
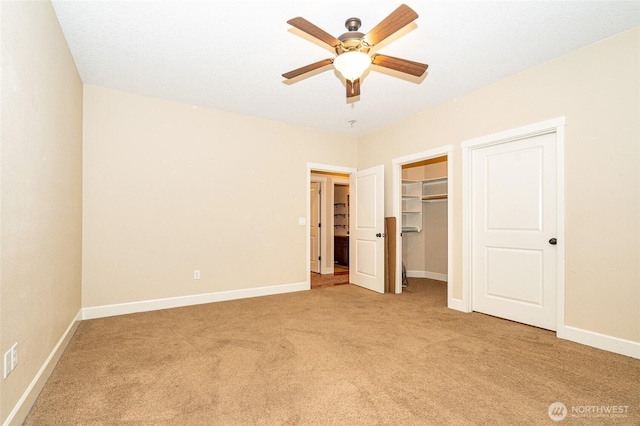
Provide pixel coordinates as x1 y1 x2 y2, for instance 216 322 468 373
406 270 447 282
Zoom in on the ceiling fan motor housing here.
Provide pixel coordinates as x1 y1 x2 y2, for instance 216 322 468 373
336 17 369 55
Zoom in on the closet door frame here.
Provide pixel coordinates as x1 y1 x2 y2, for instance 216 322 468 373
392 145 453 296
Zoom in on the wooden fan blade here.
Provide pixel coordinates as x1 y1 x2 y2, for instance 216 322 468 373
346 79 361 98
363 4 418 46
287 17 341 47
282 58 334 79
371 54 428 77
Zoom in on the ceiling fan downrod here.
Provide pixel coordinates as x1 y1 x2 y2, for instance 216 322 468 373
345 18 361 32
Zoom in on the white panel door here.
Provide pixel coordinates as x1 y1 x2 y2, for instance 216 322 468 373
472 132 557 330
350 165 385 293
310 181 320 274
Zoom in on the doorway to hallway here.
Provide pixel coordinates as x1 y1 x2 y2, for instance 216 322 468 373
308 166 354 289
307 163 385 293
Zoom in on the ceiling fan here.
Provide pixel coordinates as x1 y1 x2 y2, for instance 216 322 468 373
282 4 428 99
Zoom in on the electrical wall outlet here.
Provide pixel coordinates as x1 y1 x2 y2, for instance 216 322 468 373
194 269 200 280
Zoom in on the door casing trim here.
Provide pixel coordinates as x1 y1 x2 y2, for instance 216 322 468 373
307 163 357 288
392 146 454 296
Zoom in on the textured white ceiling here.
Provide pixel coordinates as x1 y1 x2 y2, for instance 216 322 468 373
51 1 639 137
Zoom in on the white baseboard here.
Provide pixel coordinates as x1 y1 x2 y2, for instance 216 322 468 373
82 281 310 320
3 310 82 426
447 297 470 313
444 298 639 359
406 270 448 282
559 325 640 360
320 265 334 275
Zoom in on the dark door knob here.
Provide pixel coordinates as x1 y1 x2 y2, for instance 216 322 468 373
549 238 557 245
376 233 382 238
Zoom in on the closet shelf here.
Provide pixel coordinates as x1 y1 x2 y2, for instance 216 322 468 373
422 194 447 201
402 176 447 233
403 177 447 184
402 226 420 233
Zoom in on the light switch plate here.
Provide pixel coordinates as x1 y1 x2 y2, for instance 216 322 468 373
3 350 11 379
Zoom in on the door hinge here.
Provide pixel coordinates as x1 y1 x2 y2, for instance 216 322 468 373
318 223 321 228
318 256 321 260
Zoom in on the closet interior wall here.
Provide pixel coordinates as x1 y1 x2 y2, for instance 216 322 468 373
402 158 448 281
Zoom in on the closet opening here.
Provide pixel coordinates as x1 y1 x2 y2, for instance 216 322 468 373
393 148 452 303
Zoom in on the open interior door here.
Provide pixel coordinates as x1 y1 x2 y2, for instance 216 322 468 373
310 181 320 274
349 165 385 293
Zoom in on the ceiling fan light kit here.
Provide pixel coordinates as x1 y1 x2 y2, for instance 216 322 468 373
282 4 428 99
333 51 371 82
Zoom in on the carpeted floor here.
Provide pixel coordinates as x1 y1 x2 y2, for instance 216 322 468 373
25 279 640 425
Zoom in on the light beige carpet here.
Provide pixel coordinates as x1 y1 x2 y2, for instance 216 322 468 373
25 279 640 425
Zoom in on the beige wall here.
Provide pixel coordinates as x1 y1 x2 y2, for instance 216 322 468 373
83 85 357 308
358 28 640 343
0 1 83 423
